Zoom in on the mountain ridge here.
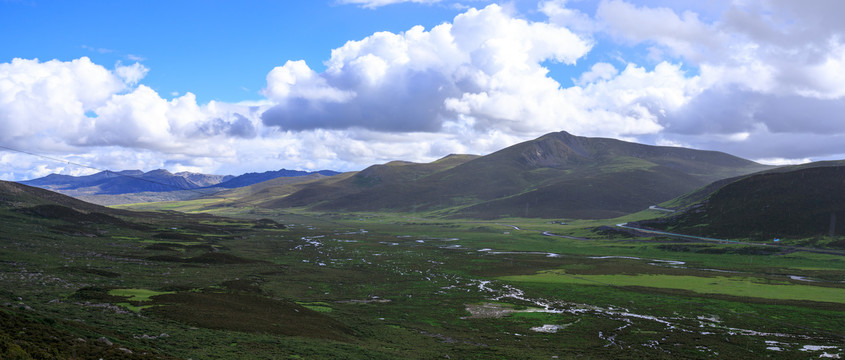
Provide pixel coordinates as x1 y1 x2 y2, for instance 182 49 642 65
232 131 773 219
19 168 339 198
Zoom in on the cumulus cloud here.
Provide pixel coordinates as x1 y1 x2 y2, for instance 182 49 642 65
263 60 353 103
262 4 601 136
0 57 261 167
114 61 149 85
597 0 722 62
597 0 845 98
540 0 599 35
575 62 618 85
0 57 124 148
592 0 845 163
666 87 845 136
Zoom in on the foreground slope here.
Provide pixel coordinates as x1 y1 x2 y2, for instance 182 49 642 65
253 131 771 219
2 180 844 359
0 179 134 216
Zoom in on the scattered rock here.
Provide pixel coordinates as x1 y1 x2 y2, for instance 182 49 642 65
97 336 113 346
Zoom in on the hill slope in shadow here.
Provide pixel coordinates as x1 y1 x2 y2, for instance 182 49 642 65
643 163 845 240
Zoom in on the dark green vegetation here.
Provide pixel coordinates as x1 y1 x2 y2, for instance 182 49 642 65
640 162 845 244
195 131 771 219
2 178 844 359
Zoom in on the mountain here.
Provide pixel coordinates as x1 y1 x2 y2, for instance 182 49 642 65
215 169 340 188
230 154 479 211
20 169 234 196
226 131 771 219
19 168 341 200
637 161 845 240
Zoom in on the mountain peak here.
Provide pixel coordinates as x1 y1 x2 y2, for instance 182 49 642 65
146 169 173 176
258 131 773 219
517 131 593 168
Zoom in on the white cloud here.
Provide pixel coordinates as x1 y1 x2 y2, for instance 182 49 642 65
0 57 124 148
591 0 845 163
754 157 812 166
263 60 354 103
597 0 721 62
575 62 618 85
262 4 598 137
0 57 266 178
597 0 845 99
114 61 149 86
540 0 599 35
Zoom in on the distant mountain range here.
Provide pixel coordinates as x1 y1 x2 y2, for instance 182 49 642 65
19 168 340 202
212 131 773 219
22 169 233 195
215 169 339 188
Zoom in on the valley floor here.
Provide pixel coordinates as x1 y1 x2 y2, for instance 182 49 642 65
1 208 844 359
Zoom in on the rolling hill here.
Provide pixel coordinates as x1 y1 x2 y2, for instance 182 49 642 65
226 131 772 219
215 169 340 188
639 161 845 240
1 179 130 215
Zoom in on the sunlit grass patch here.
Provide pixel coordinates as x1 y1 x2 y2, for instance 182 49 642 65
297 302 333 313
500 271 845 304
108 288 175 313
108 288 176 302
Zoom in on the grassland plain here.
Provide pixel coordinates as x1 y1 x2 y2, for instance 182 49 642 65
2 194 845 358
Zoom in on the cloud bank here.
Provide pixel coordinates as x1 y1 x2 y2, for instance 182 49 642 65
3 1 845 181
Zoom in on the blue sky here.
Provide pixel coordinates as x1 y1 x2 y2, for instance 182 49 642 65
2 0 845 180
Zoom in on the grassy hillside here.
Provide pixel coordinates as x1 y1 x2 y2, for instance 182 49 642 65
244 131 770 219
256 154 480 210
0 180 136 216
643 163 845 242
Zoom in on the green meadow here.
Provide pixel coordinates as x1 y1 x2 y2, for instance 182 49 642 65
2 200 844 358
500 271 845 304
